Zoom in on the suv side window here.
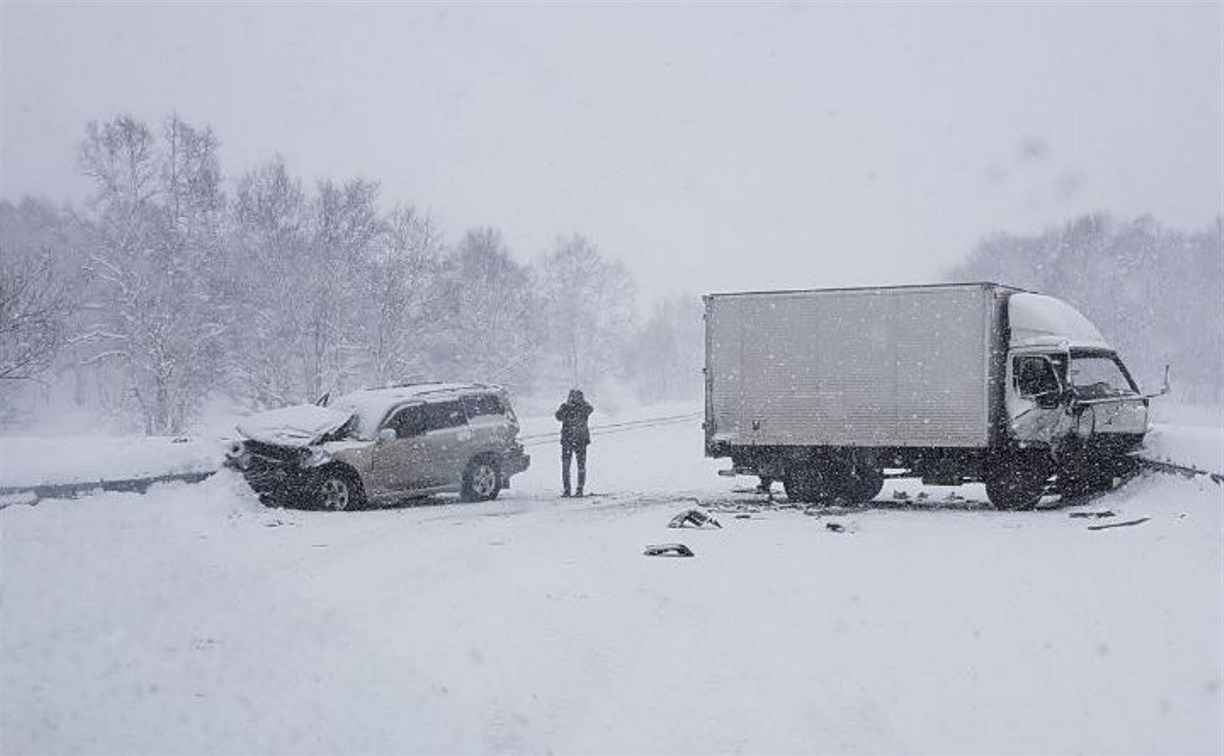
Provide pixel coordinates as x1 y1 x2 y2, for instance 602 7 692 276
461 394 504 419
388 404 426 438
423 400 466 432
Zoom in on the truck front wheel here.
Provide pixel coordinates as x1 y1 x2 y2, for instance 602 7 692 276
985 455 1050 511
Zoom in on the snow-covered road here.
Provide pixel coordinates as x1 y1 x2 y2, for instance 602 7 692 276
2 411 1221 755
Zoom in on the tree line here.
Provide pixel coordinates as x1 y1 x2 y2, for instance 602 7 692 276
0 115 703 432
946 214 1222 404
2 114 1218 433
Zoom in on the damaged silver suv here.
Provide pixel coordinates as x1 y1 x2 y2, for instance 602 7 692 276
225 382 530 510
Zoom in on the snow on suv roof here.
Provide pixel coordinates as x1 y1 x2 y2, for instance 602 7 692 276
330 382 505 439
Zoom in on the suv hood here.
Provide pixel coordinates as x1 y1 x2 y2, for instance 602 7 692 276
236 404 354 448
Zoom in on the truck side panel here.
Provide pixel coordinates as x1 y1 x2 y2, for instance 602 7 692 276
706 285 998 450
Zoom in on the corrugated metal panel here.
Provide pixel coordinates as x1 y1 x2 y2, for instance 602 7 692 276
707 285 997 448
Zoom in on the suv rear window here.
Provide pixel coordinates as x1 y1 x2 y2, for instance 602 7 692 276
462 394 504 418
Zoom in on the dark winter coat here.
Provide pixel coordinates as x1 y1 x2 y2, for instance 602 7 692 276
555 396 593 448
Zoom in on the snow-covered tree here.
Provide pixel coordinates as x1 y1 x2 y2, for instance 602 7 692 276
627 294 704 403
75 115 227 434
299 178 384 400
225 157 312 408
358 205 446 386
949 214 1224 403
537 234 637 389
0 248 69 383
435 228 541 393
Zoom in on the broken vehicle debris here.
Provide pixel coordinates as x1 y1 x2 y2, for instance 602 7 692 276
668 509 722 529
644 543 695 557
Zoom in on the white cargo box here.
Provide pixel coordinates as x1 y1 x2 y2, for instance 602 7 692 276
704 284 1007 449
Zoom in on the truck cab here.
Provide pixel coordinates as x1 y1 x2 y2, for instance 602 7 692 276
1001 293 1148 498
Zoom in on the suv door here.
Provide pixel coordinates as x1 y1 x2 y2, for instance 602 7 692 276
369 403 433 495
419 399 473 487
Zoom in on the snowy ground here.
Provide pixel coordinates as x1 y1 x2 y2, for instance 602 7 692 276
1 405 1221 755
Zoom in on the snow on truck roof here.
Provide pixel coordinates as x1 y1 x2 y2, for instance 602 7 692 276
1008 292 1110 350
703 282 1025 299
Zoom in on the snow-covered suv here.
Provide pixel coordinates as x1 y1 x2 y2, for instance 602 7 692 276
225 382 530 510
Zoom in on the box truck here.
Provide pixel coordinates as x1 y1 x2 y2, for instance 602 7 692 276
703 283 1151 509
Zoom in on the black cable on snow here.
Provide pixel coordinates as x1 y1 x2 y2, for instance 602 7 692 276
518 412 702 448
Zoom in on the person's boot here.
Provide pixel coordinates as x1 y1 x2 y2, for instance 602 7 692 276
574 487 583 498
561 488 571 498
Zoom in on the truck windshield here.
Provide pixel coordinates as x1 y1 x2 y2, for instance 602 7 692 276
1068 353 1138 399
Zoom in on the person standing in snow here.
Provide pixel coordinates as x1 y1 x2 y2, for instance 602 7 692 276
555 388 593 497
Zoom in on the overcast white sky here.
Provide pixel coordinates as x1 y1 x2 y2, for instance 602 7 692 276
2 2 1221 303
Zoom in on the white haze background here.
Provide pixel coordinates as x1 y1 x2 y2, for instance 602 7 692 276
1 3 1222 755
2 3 1221 301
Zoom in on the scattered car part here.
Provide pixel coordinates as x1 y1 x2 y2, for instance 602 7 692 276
1087 517 1151 531
644 543 695 557
668 509 722 529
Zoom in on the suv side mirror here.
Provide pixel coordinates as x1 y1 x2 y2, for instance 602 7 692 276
378 428 397 442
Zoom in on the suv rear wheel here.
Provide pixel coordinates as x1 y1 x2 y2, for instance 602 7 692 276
461 456 501 502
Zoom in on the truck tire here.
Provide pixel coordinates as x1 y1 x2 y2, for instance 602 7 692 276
844 466 885 504
783 468 819 503
783 465 845 504
985 455 1050 511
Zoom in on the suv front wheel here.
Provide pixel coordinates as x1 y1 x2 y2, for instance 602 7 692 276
461 456 501 502
310 467 364 511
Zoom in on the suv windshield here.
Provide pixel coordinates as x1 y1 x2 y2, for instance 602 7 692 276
1068 352 1138 399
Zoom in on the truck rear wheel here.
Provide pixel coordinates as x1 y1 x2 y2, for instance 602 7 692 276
844 466 885 504
783 465 845 504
